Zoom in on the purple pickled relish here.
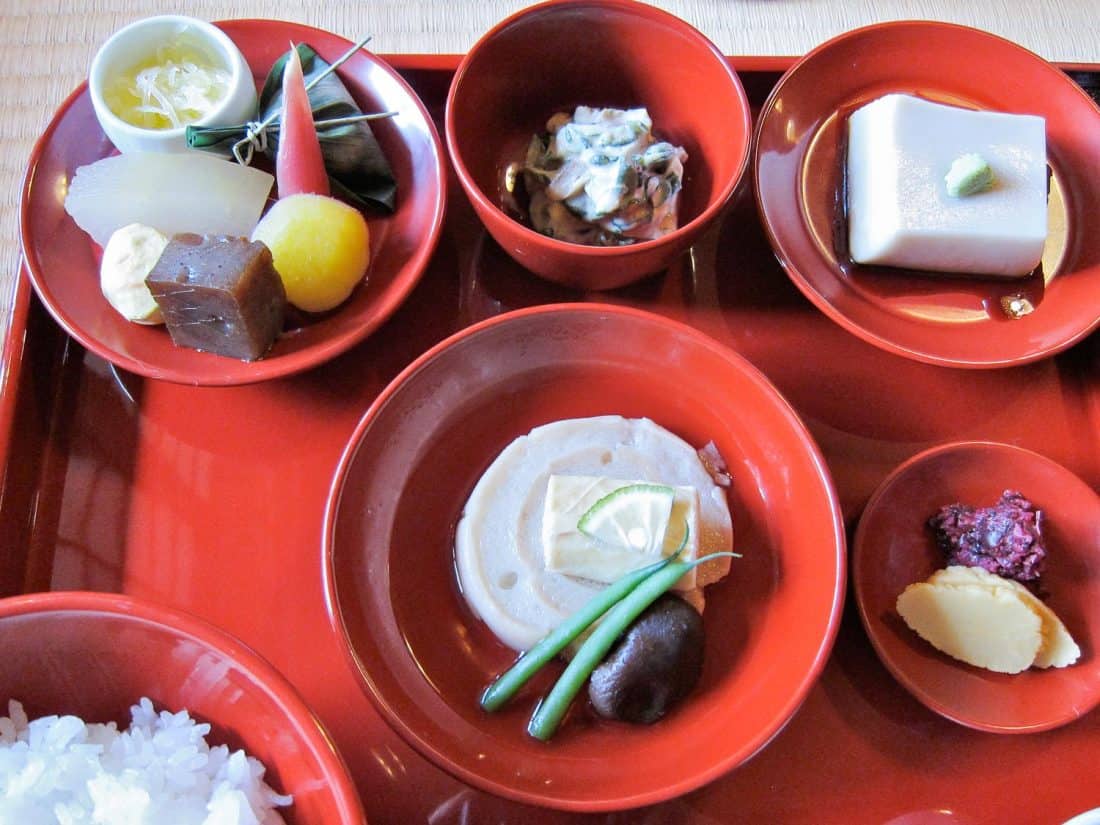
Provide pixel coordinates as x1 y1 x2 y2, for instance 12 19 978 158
927 490 1046 582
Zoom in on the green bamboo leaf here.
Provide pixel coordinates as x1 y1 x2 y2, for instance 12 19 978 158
187 43 397 213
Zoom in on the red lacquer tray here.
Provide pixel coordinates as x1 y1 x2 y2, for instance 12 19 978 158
3 56 1099 824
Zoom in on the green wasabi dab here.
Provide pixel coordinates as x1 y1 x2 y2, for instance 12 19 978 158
945 153 995 197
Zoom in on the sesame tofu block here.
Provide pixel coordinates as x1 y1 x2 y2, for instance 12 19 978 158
846 94 1047 277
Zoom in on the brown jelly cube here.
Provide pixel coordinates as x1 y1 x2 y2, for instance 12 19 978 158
146 234 287 361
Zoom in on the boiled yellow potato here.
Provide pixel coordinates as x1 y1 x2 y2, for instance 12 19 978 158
251 194 370 313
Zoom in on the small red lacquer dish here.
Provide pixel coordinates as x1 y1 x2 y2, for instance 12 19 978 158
446 0 752 290
854 441 1100 733
20 20 446 385
755 21 1100 368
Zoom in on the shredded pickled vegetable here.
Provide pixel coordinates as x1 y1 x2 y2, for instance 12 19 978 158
105 40 230 129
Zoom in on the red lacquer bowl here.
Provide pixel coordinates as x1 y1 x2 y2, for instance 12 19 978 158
323 304 845 811
0 591 366 824
445 0 752 290
755 21 1100 368
854 442 1100 733
19 19 446 386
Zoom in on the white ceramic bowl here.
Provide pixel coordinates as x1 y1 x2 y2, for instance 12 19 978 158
89 15 257 154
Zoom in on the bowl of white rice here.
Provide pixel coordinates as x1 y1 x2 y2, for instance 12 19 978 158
0 591 365 824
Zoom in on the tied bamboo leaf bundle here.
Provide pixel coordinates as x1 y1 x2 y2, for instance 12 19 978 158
186 43 398 212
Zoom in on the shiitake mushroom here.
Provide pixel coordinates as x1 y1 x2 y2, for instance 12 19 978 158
588 593 704 723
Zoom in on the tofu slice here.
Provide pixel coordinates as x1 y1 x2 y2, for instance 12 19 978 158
930 566 1080 669
846 94 1047 277
542 474 702 590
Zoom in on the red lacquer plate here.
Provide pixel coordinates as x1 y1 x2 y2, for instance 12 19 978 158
19 19 446 386
754 21 1100 369
323 304 846 811
853 441 1100 733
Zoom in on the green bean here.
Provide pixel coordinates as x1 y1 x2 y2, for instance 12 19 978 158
480 553 679 713
527 550 739 742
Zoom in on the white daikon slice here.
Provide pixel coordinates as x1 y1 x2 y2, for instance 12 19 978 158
65 151 274 246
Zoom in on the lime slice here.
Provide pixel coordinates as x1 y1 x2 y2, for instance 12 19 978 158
577 483 675 554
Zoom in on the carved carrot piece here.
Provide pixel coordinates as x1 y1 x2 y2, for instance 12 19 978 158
276 44 330 198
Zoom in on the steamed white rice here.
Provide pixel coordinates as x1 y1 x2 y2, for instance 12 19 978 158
0 698 292 825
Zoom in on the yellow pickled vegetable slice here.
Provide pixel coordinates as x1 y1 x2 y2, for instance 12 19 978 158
928 566 1080 669
897 576 1042 674
251 194 370 313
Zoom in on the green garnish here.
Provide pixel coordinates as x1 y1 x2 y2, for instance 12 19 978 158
479 553 677 713
187 40 398 212
527 548 739 742
945 153 995 197
577 482 675 554
481 524 690 713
